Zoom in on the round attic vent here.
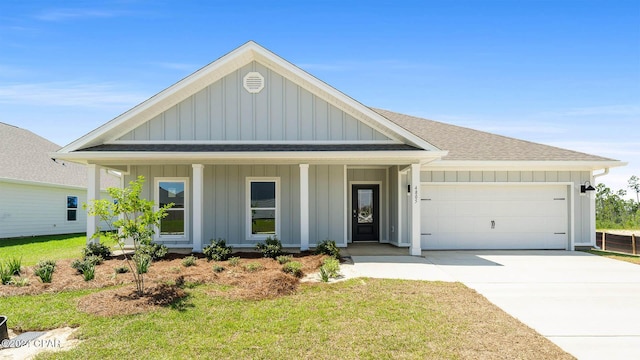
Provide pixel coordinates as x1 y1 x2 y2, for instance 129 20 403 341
243 71 265 94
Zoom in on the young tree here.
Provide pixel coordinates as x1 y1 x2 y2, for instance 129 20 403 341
85 176 172 295
628 175 640 203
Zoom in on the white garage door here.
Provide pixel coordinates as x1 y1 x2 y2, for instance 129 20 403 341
421 184 568 250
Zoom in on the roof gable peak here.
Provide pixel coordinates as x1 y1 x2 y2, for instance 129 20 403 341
58 41 437 153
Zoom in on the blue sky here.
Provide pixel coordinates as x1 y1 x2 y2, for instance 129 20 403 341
0 0 638 197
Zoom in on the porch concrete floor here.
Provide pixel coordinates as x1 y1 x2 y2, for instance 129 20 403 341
341 243 410 256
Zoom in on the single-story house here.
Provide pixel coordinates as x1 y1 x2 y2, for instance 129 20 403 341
0 122 119 239
53 41 625 255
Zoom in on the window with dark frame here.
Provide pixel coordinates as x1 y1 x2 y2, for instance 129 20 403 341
249 181 277 236
67 195 78 221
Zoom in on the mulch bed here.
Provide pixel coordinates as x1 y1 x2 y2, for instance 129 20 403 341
0 252 327 316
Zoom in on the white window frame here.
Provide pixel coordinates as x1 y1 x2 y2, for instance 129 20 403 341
66 195 78 222
154 177 189 242
246 177 280 241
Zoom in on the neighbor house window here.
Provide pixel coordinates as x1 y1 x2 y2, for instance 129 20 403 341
155 178 189 241
67 196 78 221
246 178 279 240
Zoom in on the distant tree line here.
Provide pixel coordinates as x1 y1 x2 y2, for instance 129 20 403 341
596 175 640 229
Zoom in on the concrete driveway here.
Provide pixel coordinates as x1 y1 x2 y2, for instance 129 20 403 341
347 250 640 360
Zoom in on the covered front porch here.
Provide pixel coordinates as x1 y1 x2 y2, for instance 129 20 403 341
84 161 427 256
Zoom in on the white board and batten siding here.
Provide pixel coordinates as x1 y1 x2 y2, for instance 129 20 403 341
420 170 593 250
125 164 345 248
117 61 392 143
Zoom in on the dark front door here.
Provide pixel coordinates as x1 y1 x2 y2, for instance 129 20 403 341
352 185 380 241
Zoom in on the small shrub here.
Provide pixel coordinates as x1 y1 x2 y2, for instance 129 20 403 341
212 264 225 273
71 256 102 274
134 253 152 274
0 264 13 285
319 267 329 282
315 240 341 259
276 255 292 264
38 259 57 268
139 242 168 261
228 256 241 266
244 262 264 272
170 266 181 273
256 236 284 259
282 261 303 278
114 265 129 274
6 257 22 276
84 254 104 266
203 238 233 261
10 277 30 287
182 255 197 267
82 242 111 260
321 258 340 279
83 265 95 281
70 259 83 274
34 260 56 283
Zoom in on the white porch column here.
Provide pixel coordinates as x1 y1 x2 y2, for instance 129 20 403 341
192 164 204 252
86 164 100 244
300 164 310 251
410 163 422 256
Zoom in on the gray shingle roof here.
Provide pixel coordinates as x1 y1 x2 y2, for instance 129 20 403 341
0 122 119 188
373 108 616 162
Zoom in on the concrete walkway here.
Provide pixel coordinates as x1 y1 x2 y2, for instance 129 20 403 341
345 250 640 360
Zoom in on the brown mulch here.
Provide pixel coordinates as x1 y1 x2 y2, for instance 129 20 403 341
77 284 187 316
0 252 327 316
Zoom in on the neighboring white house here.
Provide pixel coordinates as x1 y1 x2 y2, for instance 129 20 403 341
53 41 625 254
0 122 119 239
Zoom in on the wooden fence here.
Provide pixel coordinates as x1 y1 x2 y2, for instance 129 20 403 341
595 232 637 255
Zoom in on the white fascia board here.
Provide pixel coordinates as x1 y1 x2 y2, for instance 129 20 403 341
108 139 403 145
54 150 448 164
0 177 87 191
424 160 627 171
0 177 113 193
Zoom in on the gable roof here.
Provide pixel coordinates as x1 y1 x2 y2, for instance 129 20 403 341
374 108 618 163
58 41 437 154
0 122 119 189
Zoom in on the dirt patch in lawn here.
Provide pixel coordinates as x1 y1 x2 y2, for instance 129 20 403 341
0 252 327 314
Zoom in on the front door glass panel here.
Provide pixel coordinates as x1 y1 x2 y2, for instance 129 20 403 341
357 189 373 224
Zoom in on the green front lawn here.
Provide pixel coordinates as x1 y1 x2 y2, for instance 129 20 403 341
0 233 88 266
0 234 571 359
3 279 571 360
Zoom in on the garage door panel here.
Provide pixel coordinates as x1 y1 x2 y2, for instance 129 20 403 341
421 184 568 250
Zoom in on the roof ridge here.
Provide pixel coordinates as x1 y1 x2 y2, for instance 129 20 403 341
0 121 20 129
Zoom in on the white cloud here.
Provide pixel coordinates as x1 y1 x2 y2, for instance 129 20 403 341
0 81 148 108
